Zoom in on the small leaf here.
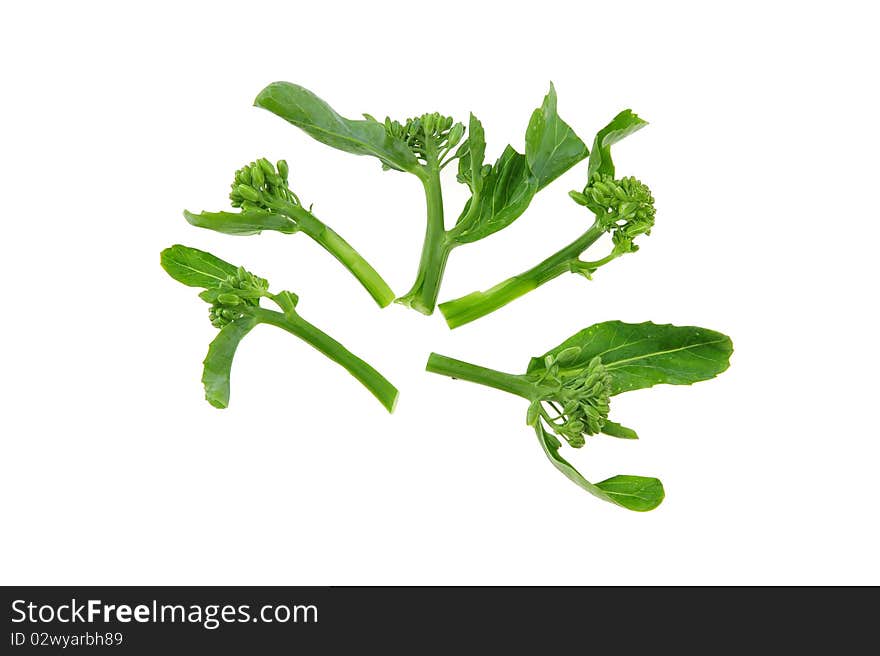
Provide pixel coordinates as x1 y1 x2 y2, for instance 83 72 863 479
184 209 297 236
594 475 665 512
526 401 541 426
202 315 259 409
601 420 639 440
588 110 648 179
535 423 663 511
160 244 238 289
525 83 588 190
272 290 300 315
527 321 733 395
254 82 421 174
456 113 486 194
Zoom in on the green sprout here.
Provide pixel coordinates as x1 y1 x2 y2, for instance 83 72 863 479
161 244 398 412
184 158 395 308
439 110 654 328
426 321 733 511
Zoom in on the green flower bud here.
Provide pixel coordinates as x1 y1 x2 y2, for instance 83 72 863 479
258 158 275 177
250 163 265 188
556 346 582 365
237 185 260 203
277 159 289 181
217 293 241 306
447 123 465 149
569 190 591 206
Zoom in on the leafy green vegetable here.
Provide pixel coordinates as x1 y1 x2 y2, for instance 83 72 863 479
425 321 733 511
161 244 398 412
255 82 587 314
439 110 652 329
184 157 395 308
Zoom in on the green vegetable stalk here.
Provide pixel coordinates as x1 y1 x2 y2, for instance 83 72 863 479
440 110 653 328
184 158 395 308
426 321 733 510
254 83 588 314
161 244 398 412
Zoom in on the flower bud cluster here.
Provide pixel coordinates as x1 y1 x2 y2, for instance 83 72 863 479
570 174 655 252
207 266 268 328
228 158 296 211
384 112 464 164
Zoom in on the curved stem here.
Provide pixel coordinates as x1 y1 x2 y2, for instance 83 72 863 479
439 220 606 329
395 166 451 315
254 308 398 412
282 203 396 308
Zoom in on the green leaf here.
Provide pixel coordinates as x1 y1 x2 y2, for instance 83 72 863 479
594 475 665 512
451 145 538 244
525 83 588 190
202 315 259 409
254 82 421 174
456 113 486 194
601 420 639 440
527 321 734 395
535 423 663 511
450 87 588 245
183 209 297 236
588 109 648 179
160 244 238 289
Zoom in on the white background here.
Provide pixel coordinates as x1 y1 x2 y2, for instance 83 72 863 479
2 1 877 585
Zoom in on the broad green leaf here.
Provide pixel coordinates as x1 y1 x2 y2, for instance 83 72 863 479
525 83 588 190
455 113 486 194
601 420 639 440
202 315 259 409
535 423 663 511
450 87 587 245
160 244 238 289
527 321 733 395
587 109 647 179
183 209 297 236
451 145 538 244
254 82 421 174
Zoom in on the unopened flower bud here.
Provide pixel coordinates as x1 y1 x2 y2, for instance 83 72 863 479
277 159 289 181
237 185 260 203
258 158 275 177
250 164 265 188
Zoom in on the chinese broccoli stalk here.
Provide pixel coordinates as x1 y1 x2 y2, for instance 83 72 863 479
161 244 398 412
426 321 732 511
184 158 395 308
254 83 587 314
439 110 654 328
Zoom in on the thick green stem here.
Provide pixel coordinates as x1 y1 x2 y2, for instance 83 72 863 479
425 353 537 400
254 308 398 412
439 221 607 328
282 203 396 308
396 167 451 315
